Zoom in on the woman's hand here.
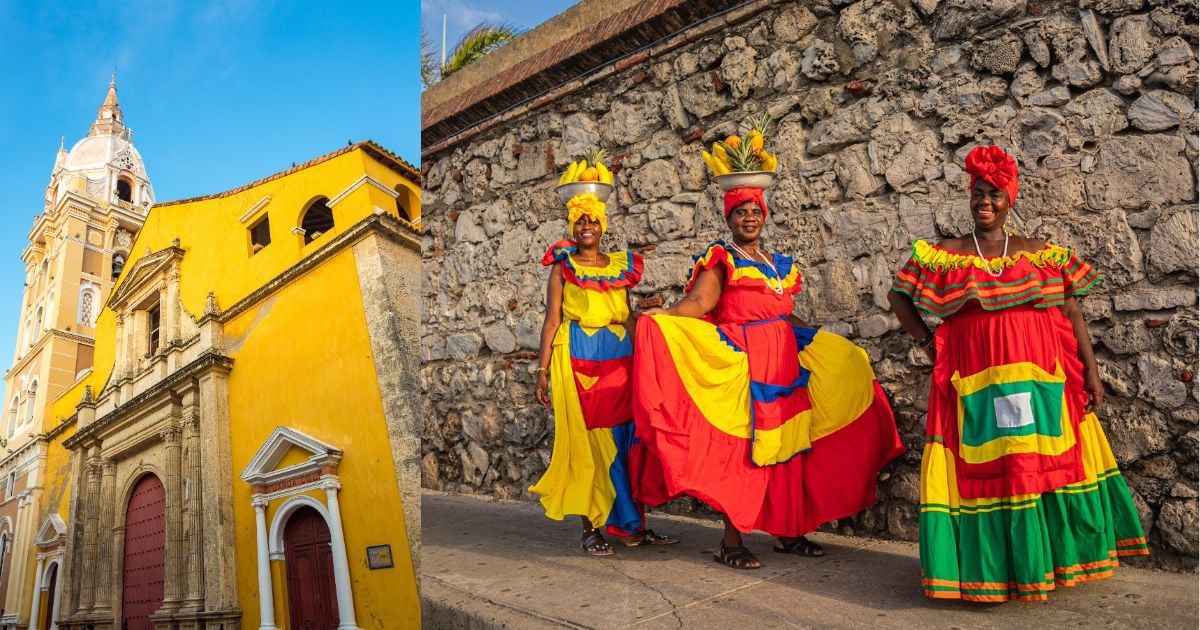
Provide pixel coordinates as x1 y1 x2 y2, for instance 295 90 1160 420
642 307 667 317
1083 367 1104 412
535 371 551 408
923 344 937 363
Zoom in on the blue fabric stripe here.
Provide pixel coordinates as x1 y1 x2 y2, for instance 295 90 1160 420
568 321 632 361
793 325 816 352
749 372 811 403
604 422 644 534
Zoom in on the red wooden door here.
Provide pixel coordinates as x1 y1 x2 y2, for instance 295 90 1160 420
41 563 56 629
122 474 165 630
284 506 339 629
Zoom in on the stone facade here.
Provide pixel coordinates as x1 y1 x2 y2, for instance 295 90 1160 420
421 0 1199 570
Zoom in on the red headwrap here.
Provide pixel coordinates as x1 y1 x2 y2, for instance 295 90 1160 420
964 145 1019 205
723 187 768 217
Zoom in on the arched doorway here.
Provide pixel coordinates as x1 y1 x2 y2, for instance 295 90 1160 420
41 562 57 629
284 506 339 629
122 474 165 630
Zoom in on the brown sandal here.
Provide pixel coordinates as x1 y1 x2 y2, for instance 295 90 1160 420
774 535 825 557
620 529 680 547
581 528 615 556
714 542 761 570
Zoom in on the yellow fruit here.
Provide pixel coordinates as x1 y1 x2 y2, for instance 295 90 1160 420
712 143 732 168
596 162 612 184
724 135 742 149
580 166 600 182
749 130 764 151
761 154 777 172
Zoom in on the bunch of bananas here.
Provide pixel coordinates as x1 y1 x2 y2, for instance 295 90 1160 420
702 114 778 176
558 148 614 185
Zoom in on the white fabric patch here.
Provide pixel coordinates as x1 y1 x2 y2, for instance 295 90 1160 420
993 392 1034 429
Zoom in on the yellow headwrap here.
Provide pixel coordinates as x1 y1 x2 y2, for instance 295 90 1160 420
565 193 607 235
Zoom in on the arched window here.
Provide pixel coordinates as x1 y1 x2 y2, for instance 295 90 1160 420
6 398 16 439
0 532 9 582
39 259 48 290
79 285 98 327
24 381 37 426
112 253 126 280
116 178 132 203
34 307 44 335
299 197 334 245
394 185 411 222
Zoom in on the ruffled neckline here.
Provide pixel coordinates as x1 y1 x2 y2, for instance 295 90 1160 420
912 239 1074 273
542 240 642 290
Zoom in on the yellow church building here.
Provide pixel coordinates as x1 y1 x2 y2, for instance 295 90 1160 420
1 81 422 630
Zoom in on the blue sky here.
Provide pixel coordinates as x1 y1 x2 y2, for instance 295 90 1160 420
0 0 421 368
421 0 575 73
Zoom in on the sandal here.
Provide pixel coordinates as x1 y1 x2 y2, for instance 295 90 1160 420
774 535 825 557
581 528 615 557
619 529 680 547
714 542 761 570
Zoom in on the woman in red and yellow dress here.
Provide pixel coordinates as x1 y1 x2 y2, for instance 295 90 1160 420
531 191 678 556
888 145 1149 602
635 186 904 569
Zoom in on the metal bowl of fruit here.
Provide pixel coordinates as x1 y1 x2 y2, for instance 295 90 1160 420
716 171 776 192
556 181 613 204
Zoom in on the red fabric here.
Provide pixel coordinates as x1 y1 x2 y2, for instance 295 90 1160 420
633 318 903 535
965 145 1019 205
570 356 633 429
723 187 768 217
929 303 1086 499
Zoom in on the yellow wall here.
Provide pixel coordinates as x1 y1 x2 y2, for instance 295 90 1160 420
225 247 418 628
45 145 420 627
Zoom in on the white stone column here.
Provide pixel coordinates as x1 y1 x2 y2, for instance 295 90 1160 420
322 480 359 630
28 555 44 630
252 496 278 630
49 564 62 630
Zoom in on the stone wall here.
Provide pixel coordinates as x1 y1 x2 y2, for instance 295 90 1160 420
420 0 1199 570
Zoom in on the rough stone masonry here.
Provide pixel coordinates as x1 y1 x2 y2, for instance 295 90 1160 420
421 0 1199 570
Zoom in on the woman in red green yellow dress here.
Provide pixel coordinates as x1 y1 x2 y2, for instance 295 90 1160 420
635 185 904 569
887 145 1149 602
530 189 678 556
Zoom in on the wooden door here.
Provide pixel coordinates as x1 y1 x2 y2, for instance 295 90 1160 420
284 506 339 629
122 474 165 630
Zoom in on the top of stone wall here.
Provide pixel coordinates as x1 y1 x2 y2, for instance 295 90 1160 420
421 0 749 151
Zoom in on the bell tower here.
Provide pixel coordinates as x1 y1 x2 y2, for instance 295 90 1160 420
6 76 154 442
0 80 154 623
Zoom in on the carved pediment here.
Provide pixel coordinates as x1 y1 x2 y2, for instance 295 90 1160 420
34 513 67 548
240 426 342 486
107 245 184 309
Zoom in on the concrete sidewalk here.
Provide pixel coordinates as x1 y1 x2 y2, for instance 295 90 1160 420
421 491 1198 629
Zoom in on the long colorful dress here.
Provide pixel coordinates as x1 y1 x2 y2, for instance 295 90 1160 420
891 239 1149 602
634 241 904 536
529 240 648 535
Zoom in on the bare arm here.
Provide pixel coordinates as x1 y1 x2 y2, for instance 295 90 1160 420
1060 294 1104 411
787 313 810 328
535 264 565 407
888 288 936 361
623 291 637 338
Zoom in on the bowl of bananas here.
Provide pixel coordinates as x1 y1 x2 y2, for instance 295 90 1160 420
702 114 780 191
556 148 615 203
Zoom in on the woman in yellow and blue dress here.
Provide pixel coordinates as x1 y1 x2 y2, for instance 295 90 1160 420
530 191 678 556
888 145 1149 601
